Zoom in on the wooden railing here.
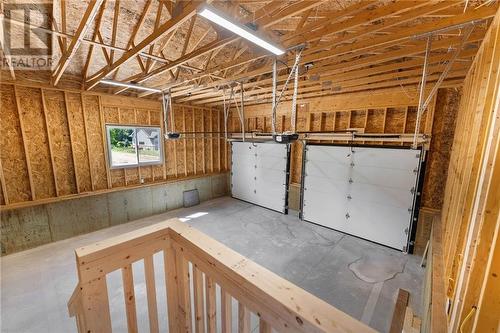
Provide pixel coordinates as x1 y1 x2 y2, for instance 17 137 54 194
68 218 375 333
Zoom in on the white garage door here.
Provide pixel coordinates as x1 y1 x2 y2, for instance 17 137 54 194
302 145 421 251
231 142 289 213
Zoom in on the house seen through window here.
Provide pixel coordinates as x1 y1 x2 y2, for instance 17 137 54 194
106 125 163 168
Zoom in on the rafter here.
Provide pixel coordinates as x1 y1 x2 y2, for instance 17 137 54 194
52 0 104 86
82 0 108 79
85 1 201 90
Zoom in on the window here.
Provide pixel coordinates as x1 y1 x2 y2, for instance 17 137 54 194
106 125 163 168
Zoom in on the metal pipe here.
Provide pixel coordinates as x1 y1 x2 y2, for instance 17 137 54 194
271 58 278 134
413 36 432 148
291 50 301 133
240 82 245 142
422 25 474 111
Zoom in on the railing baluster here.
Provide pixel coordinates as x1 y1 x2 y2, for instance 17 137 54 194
80 278 112 332
122 264 139 333
193 266 206 333
165 247 180 333
259 319 271 333
221 288 232 333
238 302 250 333
205 275 217 333
176 250 193 332
144 255 159 333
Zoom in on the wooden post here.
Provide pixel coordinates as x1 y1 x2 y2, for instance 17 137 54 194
122 264 138 332
238 302 250 333
41 89 60 196
206 275 217 333
80 94 95 191
80 278 113 332
164 246 180 333
201 111 206 174
221 289 231 333
64 91 81 193
182 107 188 176
144 255 159 333
98 96 112 189
193 267 205 333
192 107 197 175
13 85 36 200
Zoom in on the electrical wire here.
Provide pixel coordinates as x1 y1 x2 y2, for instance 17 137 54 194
459 306 477 333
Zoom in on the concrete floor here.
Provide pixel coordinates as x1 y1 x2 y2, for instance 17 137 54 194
0 197 424 332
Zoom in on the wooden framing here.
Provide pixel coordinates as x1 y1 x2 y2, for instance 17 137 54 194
69 218 376 333
0 83 227 211
421 8 500 332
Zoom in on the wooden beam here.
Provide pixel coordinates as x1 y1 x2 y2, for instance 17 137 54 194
40 89 60 196
64 91 80 193
13 86 35 200
52 0 104 85
82 0 108 79
85 1 200 90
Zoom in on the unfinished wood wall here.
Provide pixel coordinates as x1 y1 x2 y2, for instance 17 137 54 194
436 8 500 333
0 83 227 210
229 87 436 185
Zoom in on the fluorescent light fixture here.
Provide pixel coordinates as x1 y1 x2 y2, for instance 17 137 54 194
100 79 162 93
198 6 285 55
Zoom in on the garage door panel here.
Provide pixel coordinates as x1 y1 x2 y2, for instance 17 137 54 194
352 167 417 189
231 142 288 213
350 183 413 209
302 192 348 229
305 161 351 181
304 176 349 195
257 168 286 185
353 147 420 170
348 200 410 249
307 146 352 163
302 145 420 251
257 156 286 170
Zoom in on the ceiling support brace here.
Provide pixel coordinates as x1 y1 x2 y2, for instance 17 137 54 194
162 90 173 134
271 48 303 134
223 83 246 142
413 23 475 149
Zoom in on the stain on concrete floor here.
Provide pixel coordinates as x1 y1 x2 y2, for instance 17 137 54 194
0 197 424 332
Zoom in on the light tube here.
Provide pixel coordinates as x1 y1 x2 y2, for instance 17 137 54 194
100 79 162 93
198 6 285 56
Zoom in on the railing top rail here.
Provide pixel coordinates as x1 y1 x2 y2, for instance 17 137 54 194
74 218 376 333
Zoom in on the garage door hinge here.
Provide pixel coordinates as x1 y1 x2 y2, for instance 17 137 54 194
410 187 415 194
413 168 418 174
350 162 355 167
348 178 353 184
408 208 412 213
404 228 409 235
345 213 350 219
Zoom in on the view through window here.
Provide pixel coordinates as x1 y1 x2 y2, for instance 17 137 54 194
106 125 162 167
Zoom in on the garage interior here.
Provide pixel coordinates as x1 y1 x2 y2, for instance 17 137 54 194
0 1 499 332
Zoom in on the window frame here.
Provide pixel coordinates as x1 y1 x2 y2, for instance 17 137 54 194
106 124 164 169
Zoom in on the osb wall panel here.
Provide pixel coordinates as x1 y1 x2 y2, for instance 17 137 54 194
0 84 31 203
82 95 108 190
421 89 461 210
43 89 77 196
65 92 92 193
16 86 55 199
1 84 227 210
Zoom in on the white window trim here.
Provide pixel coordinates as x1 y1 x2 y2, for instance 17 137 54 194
106 125 164 169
